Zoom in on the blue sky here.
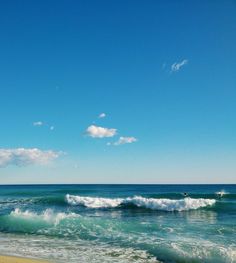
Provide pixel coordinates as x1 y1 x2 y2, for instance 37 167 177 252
0 0 236 183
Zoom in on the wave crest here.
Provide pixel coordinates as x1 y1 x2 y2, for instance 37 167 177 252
65 195 216 211
9 208 78 225
66 194 123 208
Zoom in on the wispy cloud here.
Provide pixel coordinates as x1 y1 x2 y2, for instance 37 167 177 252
33 121 55 131
171 59 188 72
86 125 117 138
0 148 60 167
33 121 43 126
109 136 137 146
98 113 106 119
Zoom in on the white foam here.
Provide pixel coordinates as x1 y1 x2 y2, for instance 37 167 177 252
0 234 161 263
65 195 216 211
66 194 123 208
11 208 78 225
127 196 215 211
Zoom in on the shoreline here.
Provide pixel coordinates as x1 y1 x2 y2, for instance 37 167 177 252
0 255 50 263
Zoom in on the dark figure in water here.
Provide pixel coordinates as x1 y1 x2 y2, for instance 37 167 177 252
184 192 188 197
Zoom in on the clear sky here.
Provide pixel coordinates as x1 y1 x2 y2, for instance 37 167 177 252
0 0 236 184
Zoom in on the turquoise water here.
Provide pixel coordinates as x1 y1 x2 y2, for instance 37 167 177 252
0 184 235 263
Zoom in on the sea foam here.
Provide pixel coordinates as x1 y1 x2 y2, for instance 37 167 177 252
10 208 78 225
65 194 216 211
66 194 123 208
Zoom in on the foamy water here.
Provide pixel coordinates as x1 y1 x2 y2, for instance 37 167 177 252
65 194 216 211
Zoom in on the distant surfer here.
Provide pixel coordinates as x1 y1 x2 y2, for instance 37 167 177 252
217 192 223 199
183 192 188 197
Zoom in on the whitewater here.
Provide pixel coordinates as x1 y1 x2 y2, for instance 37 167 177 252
65 194 216 211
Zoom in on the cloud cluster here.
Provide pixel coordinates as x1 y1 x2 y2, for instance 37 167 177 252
0 148 60 167
86 125 117 138
33 121 55 131
86 115 137 146
171 59 188 72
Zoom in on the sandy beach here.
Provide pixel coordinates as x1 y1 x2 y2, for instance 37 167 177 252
0 255 49 263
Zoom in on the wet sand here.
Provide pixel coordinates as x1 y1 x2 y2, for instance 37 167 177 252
0 255 49 263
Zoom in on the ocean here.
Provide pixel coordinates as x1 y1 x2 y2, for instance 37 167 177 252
0 184 235 263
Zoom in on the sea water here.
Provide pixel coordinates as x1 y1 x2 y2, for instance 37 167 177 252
0 184 235 263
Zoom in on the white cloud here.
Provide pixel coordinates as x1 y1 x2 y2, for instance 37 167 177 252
33 121 43 126
0 148 60 167
171 59 188 72
113 136 137 146
98 113 106 118
86 125 117 138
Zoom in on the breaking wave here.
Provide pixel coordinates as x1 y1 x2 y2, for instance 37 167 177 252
11 208 77 224
65 194 216 211
0 208 79 234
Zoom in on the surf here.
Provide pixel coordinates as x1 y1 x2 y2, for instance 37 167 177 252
65 194 216 211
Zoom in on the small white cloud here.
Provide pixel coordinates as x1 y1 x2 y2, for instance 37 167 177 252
33 121 43 126
0 148 60 167
50 126 54 131
86 125 117 138
113 136 137 146
171 59 188 72
98 113 106 118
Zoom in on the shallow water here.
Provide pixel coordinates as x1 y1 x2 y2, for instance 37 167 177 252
0 184 235 263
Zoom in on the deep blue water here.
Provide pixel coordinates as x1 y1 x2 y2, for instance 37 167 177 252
0 184 235 263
